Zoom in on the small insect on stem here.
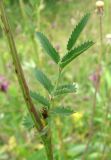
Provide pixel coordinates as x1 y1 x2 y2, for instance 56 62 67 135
15 69 18 74
26 97 29 101
41 108 48 119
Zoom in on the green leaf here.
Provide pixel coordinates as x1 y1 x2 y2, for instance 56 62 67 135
36 32 60 64
67 13 90 50
23 114 34 130
50 107 74 116
54 84 76 96
60 41 94 68
35 68 53 93
30 91 50 108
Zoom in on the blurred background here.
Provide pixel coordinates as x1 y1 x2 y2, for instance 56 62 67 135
0 0 111 159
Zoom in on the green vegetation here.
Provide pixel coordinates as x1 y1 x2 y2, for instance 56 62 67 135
0 0 111 160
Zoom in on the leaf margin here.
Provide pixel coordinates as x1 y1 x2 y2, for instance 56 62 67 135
67 13 91 50
36 32 60 64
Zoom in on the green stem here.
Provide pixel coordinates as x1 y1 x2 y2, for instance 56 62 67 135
30 33 39 64
56 117 66 160
41 130 53 160
19 0 27 21
0 1 53 160
19 0 40 65
54 68 66 159
42 68 63 160
49 67 63 159
54 67 62 92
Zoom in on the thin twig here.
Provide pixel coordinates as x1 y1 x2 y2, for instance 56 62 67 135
82 8 103 160
0 1 54 160
0 0 43 131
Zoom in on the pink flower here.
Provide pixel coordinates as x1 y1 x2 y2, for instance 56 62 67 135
0 75 9 93
89 69 102 87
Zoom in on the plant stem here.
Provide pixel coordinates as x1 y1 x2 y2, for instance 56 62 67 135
19 0 40 65
0 1 53 160
52 67 66 159
0 0 43 131
54 67 62 92
19 0 27 21
56 117 67 160
55 68 66 159
82 11 103 160
42 131 53 160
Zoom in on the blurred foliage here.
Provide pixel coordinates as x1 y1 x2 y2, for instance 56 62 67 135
0 0 111 160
